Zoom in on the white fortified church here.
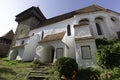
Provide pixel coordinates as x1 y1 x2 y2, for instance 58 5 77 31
8 5 120 67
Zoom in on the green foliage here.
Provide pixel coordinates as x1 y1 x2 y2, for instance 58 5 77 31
0 57 32 80
111 67 120 80
77 67 101 80
95 38 119 48
55 57 78 79
48 66 59 80
32 59 43 68
95 38 109 48
96 38 120 69
99 67 120 80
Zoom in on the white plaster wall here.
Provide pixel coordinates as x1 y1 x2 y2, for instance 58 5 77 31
16 47 24 60
75 39 97 67
29 18 76 38
75 25 91 37
74 11 119 39
29 11 120 41
37 40 66 63
22 34 40 61
16 10 120 65
107 12 120 37
8 49 18 60
38 46 52 63
16 38 29 46
95 18 109 38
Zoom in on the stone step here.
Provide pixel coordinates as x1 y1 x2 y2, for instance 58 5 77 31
26 64 51 80
28 76 48 80
29 72 49 76
26 71 49 80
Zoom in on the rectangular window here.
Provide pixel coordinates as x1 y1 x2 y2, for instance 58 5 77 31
81 46 92 59
56 48 63 58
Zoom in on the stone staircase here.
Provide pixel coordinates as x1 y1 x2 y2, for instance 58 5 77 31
26 64 51 80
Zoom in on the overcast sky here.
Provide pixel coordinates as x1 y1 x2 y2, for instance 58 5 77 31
0 0 120 36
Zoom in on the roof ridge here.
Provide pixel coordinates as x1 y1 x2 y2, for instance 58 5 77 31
1 30 14 40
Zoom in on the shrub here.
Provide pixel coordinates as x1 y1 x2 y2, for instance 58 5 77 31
77 67 100 80
112 67 120 79
32 59 42 68
95 38 109 48
96 39 120 69
55 57 78 79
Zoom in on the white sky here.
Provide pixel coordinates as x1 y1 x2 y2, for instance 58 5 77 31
0 0 120 36
0 0 40 36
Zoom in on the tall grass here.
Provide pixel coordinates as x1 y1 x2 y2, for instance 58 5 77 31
0 57 33 80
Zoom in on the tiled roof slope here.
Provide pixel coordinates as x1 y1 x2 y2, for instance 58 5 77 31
35 4 120 29
39 31 65 43
75 4 105 13
1 30 14 40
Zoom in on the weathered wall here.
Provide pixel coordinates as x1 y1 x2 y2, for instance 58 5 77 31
75 39 97 67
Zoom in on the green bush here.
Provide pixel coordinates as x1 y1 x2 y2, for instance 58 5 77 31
99 67 120 80
95 38 109 48
112 67 120 79
77 67 101 80
55 57 78 79
32 59 42 68
96 39 120 69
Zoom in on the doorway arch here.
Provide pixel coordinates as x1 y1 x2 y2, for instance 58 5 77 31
43 45 55 63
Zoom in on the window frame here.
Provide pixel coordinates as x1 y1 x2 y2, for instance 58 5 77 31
81 45 92 59
67 25 71 36
96 22 103 35
56 48 63 58
21 40 24 45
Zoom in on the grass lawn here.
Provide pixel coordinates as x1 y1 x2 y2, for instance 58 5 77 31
0 57 33 80
0 57 120 80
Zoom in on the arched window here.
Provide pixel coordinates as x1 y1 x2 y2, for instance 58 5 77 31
111 16 117 22
111 18 115 22
67 25 71 36
96 23 103 35
79 19 89 25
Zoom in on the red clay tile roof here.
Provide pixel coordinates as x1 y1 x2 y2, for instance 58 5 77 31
39 31 65 43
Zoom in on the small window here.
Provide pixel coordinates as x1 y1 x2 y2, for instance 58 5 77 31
111 17 117 22
67 25 71 36
56 48 63 58
21 40 24 44
21 29 23 33
81 46 92 59
96 23 103 35
32 33 34 36
41 31 44 39
111 18 115 22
